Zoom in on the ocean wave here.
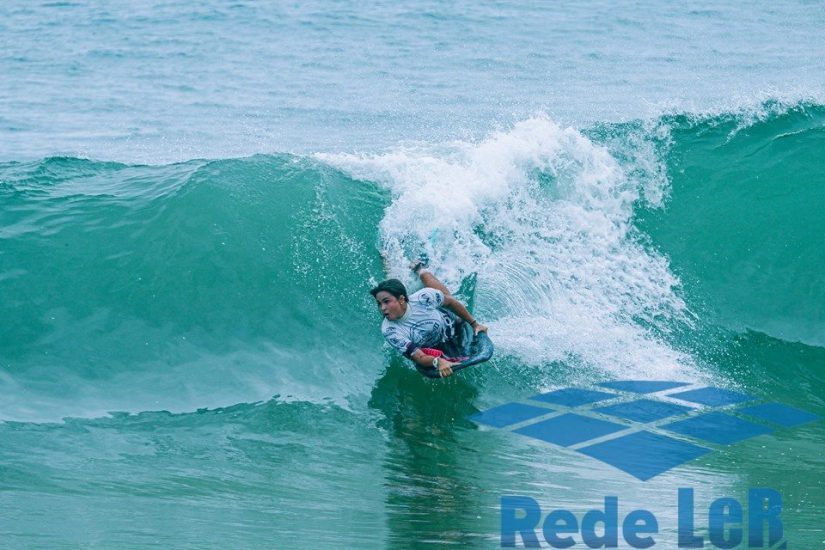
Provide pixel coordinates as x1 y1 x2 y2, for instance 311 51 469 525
632 100 825 347
3 100 822 420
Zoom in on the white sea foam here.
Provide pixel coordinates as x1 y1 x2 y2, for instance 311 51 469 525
322 115 701 381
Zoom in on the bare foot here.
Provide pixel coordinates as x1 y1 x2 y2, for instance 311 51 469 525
409 253 429 275
379 250 390 274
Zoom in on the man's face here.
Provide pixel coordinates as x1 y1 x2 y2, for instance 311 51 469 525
375 291 406 321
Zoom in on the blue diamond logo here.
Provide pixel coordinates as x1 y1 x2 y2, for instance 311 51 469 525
598 380 690 393
469 380 820 481
530 388 616 407
514 413 627 447
595 399 692 423
663 412 773 445
578 431 710 481
667 387 755 407
737 403 820 427
469 403 553 428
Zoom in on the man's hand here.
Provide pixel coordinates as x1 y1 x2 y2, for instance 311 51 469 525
473 323 488 335
411 350 457 378
438 359 457 378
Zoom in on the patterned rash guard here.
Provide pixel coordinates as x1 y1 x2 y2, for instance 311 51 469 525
381 288 456 358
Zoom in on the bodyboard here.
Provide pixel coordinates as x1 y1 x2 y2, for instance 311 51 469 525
415 319 494 379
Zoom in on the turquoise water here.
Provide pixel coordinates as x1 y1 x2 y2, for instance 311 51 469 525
2 2 824 548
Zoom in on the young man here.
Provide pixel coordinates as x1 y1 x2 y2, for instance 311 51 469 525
371 263 488 378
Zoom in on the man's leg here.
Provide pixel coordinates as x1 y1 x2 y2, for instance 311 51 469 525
418 269 451 296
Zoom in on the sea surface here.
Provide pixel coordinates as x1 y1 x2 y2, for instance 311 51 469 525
1 1 824 548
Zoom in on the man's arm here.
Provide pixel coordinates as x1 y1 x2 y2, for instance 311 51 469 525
443 295 488 334
410 349 455 378
384 324 456 377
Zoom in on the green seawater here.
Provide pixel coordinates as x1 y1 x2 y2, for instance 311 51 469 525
635 102 825 348
1 104 824 548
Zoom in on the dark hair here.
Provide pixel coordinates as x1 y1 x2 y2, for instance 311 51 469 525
370 279 408 301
